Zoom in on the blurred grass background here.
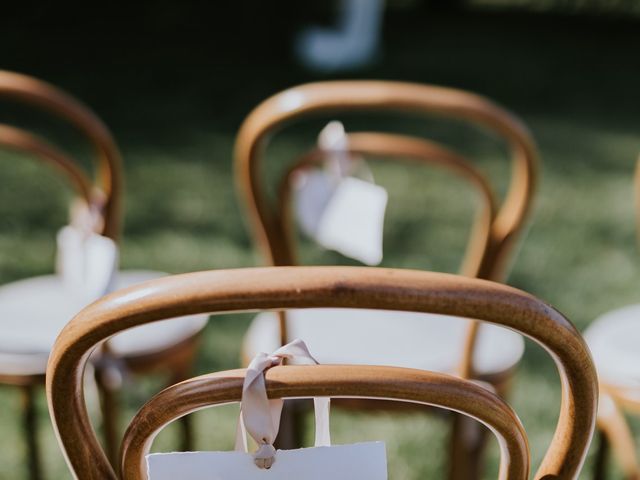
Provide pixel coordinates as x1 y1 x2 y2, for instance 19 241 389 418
0 1 639 478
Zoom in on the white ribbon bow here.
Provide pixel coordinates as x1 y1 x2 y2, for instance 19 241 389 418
235 339 331 469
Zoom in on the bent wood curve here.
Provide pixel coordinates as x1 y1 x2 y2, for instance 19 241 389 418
0 124 93 205
234 80 538 281
120 365 529 480
0 70 123 238
46 266 597 479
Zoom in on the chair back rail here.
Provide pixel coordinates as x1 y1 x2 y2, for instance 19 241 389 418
0 124 93 205
46 266 596 480
0 70 123 238
120 365 529 480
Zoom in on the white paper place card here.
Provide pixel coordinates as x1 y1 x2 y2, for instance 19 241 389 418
147 441 387 480
293 121 387 264
56 225 118 301
294 121 348 237
316 176 387 265
294 170 338 237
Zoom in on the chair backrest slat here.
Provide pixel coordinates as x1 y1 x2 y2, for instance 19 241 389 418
120 365 529 480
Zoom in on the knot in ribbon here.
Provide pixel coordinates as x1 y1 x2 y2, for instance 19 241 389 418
236 339 330 469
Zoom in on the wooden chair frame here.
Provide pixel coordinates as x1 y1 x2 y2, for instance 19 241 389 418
591 156 640 480
0 70 122 238
0 70 200 476
120 365 529 480
46 266 596 479
234 80 539 379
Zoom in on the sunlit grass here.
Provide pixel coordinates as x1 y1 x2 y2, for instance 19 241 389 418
0 9 639 479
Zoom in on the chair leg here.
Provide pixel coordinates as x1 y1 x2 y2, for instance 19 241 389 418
21 385 42 480
94 366 120 467
177 414 193 451
274 400 306 450
447 412 487 480
169 362 199 452
171 367 194 451
596 394 640 480
593 428 610 480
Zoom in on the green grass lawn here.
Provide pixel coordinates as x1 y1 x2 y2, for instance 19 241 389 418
0 6 639 479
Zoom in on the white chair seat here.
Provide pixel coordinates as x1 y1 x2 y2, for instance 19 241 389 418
585 304 640 398
0 270 209 376
243 309 524 376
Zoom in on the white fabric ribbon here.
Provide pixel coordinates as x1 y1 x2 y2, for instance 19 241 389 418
235 339 331 469
56 197 118 301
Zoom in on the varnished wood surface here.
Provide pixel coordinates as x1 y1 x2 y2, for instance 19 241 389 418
234 80 538 280
46 266 597 479
120 365 529 480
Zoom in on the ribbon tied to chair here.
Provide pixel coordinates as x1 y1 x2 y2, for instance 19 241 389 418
236 338 331 469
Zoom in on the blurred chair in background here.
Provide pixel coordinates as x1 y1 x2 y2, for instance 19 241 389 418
45 266 597 479
235 80 538 479
0 71 208 479
584 157 640 480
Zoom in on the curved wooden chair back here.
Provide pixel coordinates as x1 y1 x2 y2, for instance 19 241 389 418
0 70 123 239
235 81 538 281
46 266 597 480
120 365 529 480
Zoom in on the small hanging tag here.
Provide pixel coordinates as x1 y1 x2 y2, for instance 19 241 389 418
294 121 387 264
56 211 118 302
294 169 338 238
294 121 347 237
315 176 387 265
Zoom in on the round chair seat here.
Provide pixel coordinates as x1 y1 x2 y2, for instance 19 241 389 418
585 304 640 403
243 309 524 377
0 271 209 376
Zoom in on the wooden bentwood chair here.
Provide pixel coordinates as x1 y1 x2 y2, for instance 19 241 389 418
235 81 538 477
584 158 640 480
0 71 208 478
45 267 598 479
